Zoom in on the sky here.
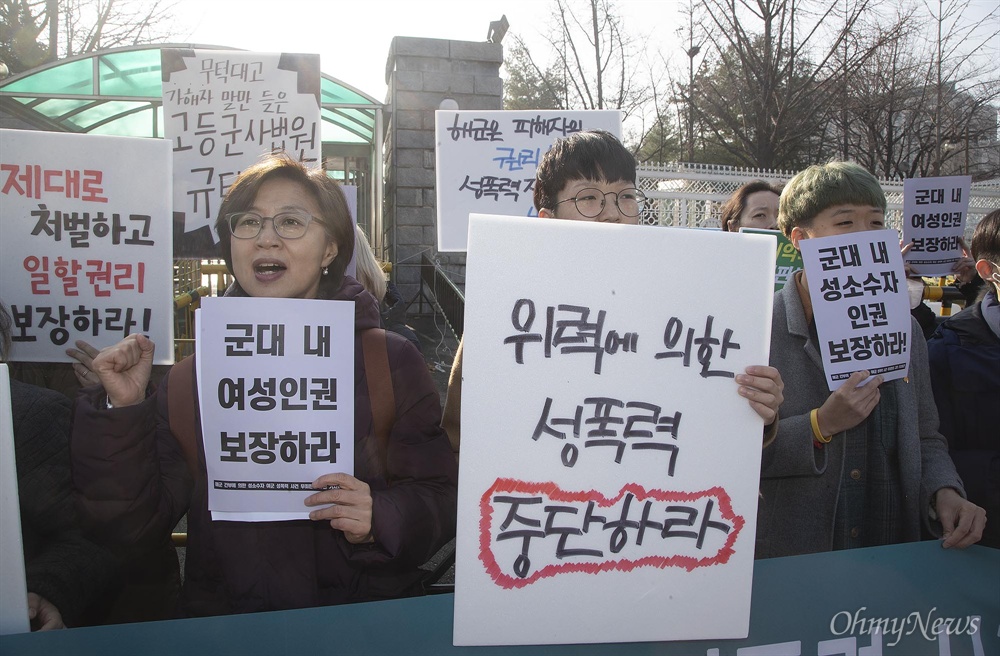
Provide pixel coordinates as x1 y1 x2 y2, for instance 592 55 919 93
169 0 684 102
170 0 999 107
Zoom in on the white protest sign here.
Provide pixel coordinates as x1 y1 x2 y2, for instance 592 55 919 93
800 230 911 391
454 215 775 646
0 130 174 363
196 297 354 518
0 365 29 635
434 110 622 252
902 175 971 276
162 49 321 252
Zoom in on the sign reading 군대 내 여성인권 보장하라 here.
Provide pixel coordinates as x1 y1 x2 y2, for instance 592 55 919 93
901 175 971 277
196 297 355 521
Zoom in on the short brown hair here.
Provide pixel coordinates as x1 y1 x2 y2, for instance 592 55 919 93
214 153 354 296
720 181 782 232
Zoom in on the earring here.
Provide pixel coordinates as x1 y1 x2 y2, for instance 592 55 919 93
322 266 329 276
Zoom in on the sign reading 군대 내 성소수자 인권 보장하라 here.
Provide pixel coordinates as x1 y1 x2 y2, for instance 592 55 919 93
799 229 912 391
454 214 777 646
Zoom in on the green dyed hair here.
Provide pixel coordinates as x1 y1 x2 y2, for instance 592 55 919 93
778 161 886 236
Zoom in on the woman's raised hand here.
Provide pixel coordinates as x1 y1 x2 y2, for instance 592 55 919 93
65 339 102 387
92 333 155 407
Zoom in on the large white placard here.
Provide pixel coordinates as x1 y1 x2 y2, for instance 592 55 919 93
196 297 355 518
902 175 971 276
0 365 29 635
434 110 622 252
0 130 174 363
162 49 321 251
800 230 911 391
454 216 775 646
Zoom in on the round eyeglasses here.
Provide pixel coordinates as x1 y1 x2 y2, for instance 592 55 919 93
554 188 647 218
227 212 317 239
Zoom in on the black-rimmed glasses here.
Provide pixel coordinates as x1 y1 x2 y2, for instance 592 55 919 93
554 188 646 218
227 212 317 239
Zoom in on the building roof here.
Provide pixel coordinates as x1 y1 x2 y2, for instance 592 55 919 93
0 43 382 146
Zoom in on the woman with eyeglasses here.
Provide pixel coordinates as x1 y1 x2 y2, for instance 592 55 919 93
70 153 457 618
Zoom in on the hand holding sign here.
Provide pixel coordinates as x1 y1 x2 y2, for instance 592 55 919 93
815 370 883 436
306 473 374 544
26 593 63 632
952 238 976 284
935 488 987 549
92 333 154 407
735 365 784 425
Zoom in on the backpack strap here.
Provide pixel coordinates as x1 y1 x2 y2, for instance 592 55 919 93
166 356 200 475
361 328 396 479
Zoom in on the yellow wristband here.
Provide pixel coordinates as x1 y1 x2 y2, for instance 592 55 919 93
810 409 832 443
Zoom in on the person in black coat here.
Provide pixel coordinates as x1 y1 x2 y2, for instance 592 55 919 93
1 304 119 629
928 209 1000 548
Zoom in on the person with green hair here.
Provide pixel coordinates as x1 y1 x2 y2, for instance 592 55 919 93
757 161 986 558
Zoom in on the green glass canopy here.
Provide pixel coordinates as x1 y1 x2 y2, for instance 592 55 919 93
0 43 381 145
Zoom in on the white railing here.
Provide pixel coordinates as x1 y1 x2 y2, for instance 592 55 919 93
636 163 1000 233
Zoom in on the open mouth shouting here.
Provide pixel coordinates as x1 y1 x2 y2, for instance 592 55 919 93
253 259 287 281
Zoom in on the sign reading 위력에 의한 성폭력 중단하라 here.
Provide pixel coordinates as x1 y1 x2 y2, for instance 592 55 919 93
161 49 321 258
196 297 355 521
799 230 912 392
453 215 777 646
0 130 174 363
434 110 622 253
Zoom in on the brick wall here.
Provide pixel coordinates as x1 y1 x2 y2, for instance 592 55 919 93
383 37 503 308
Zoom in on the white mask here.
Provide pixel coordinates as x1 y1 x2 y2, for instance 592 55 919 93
906 277 925 310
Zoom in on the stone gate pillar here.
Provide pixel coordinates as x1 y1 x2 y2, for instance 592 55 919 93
383 36 503 310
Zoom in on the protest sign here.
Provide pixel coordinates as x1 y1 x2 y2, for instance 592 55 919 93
196 297 354 519
434 110 622 252
0 130 174 363
740 228 803 291
799 230 910 391
0 365 29 635
453 215 776 646
902 175 971 276
162 49 321 257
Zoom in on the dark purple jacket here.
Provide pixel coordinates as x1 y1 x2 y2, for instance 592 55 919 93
71 277 457 616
